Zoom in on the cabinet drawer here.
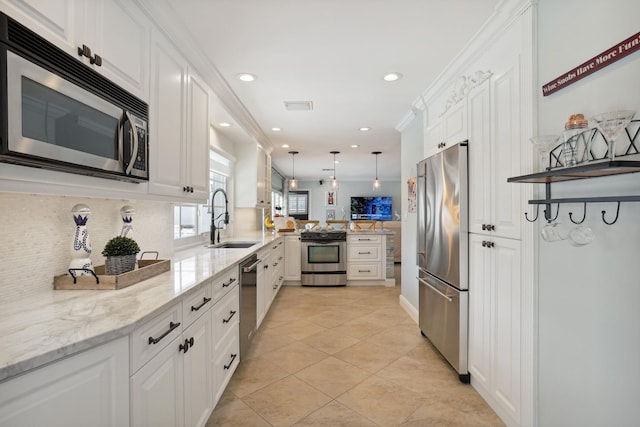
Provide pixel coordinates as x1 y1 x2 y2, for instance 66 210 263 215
212 268 239 303
348 235 382 244
182 280 213 327
347 263 381 280
131 303 183 373
348 245 380 261
213 323 240 402
212 287 240 350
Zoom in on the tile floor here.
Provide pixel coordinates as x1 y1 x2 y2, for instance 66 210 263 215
206 273 503 427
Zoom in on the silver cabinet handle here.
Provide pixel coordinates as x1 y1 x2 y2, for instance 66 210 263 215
358 251 371 254
416 276 453 302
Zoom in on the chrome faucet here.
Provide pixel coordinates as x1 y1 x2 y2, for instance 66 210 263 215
210 188 229 243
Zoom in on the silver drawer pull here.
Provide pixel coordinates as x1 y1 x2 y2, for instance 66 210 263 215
358 251 371 254
358 269 371 273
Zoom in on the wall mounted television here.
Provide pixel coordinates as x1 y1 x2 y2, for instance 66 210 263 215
350 196 392 221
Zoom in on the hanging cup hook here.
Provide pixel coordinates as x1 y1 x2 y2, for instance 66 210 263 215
524 205 540 222
569 202 587 224
601 202 621 225
544 203 560 222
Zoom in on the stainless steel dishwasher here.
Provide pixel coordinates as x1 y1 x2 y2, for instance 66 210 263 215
239 254 259 360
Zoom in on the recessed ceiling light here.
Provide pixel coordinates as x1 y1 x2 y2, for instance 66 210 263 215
237 73 257 82
219 122 231 127
272 127 281 131
359 127 370 132
383 72 402 82
281 144 290 148
351 144 360 148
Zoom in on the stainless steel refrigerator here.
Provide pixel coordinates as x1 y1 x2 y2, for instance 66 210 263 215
417 141 469 383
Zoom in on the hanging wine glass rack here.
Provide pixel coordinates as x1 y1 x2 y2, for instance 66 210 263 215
508 119 640 225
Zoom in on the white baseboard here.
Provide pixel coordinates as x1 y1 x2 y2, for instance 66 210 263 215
399 294 418 324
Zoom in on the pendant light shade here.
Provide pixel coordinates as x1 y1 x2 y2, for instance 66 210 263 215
372 151 381 191
289 151 298 189
330 151 340 189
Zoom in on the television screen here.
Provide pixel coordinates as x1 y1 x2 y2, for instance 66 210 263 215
350 196 392 221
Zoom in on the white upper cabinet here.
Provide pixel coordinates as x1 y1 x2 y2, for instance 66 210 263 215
468 70 521 240
235 143 272 208
148 30 209 202
0 0 150 100
79 0 150 100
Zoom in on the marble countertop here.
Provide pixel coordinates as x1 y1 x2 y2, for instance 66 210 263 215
0 232 280 382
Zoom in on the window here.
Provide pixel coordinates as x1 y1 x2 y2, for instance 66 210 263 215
174 149 232 242
272 191 284 218
288 191 309 220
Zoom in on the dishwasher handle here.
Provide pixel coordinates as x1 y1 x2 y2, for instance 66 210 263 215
243 258 262 272
416 276 453 302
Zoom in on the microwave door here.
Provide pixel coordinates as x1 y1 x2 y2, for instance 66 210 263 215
6 50 123 173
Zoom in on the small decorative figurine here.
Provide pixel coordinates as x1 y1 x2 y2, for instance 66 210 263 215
69 204 94 276
120 205 135 238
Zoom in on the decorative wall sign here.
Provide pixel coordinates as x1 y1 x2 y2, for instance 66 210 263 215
325 190 336 206
542 31 640 96
407 177 417 213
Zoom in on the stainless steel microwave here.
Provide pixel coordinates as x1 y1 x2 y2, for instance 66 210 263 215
0 12 149 182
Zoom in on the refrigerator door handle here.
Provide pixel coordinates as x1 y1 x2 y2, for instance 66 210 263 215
416 276 453 302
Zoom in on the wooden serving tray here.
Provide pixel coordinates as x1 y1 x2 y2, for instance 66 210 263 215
53 259 171 290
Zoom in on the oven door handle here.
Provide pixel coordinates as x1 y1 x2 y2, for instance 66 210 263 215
416 276 453 302
303 240 343 244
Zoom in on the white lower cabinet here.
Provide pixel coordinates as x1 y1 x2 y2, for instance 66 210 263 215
131 274 240 427
131 335 185 427
468 233 521 425
0 336 129 427
347 234 384 281
284 234 301 281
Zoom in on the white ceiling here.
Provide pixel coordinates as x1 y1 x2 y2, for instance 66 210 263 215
163 0 500 182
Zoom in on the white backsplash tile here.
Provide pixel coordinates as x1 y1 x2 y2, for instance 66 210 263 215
0 193 174 301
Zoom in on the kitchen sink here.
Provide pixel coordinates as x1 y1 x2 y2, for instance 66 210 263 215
205 241 258 249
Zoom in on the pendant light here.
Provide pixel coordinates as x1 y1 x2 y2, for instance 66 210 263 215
372 151 381 191
330 151 340 189
288 151 298 189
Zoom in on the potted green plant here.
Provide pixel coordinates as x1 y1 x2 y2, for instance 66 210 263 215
101 236 140 275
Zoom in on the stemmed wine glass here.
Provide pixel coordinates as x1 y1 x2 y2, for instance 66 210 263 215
530 135 560 172
590 110 636 161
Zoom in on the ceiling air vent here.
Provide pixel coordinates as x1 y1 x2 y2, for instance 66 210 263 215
284 101 313 111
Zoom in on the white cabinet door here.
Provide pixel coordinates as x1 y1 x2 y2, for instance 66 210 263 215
490 64 521 240
468 79 493 236
235 143 272 208
148 31 187 198
0 337 129 427
468 234 492 390
284 234 301 281
83 0 150 100
468 72 521 240
442 100 467 143
0 0 75 53
183 312 212 427
468 233 521 422
424 121 442 159
131 336 185 427
492 236 521 420
185 72 210 200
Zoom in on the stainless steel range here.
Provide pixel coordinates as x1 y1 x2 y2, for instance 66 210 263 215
300 230 347 286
